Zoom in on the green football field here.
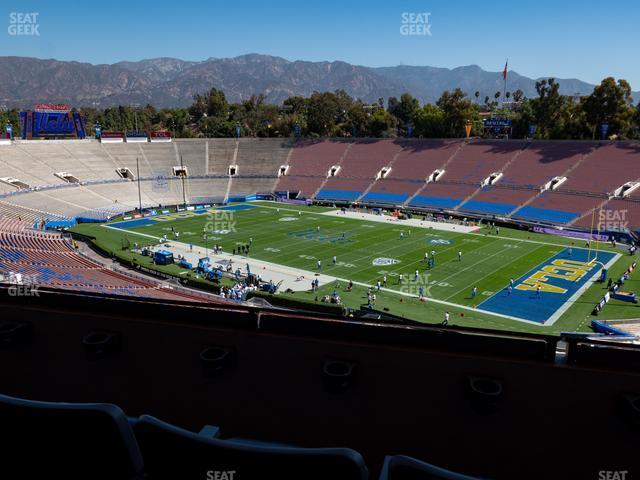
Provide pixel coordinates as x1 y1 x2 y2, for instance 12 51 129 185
71 201 639 335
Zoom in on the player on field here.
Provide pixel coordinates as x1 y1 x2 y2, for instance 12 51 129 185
442 311 449 326
383 274 387 287
332 255 337 265
317 260 322 270
399 273 403 285
472 286 477 299
458 251 462 261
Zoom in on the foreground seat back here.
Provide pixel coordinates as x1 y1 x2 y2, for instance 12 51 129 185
0 393 143 480
379 455 483 480
134 414 368 480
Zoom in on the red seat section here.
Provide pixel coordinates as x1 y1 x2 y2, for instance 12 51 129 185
385 140 462 181
556 142 640 194
572 198 640 231
500 141 595 188
469 187 538 207
527 191 605 214
274 139 352 197
440 140 526 184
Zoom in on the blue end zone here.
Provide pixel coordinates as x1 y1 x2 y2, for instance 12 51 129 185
110 218 157 229
478 248 617 323
316 190 362 201
514 206 580 224
361 192 409 203
459 200 517 215
409 195 460 208
217 204 257 211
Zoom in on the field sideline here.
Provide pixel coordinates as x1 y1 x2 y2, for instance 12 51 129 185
71 201 639 335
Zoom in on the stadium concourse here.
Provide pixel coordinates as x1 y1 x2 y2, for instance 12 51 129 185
0 138 638 233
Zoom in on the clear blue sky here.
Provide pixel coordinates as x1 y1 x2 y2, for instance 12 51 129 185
3 0 639 89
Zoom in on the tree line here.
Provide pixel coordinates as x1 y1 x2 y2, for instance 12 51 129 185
2 76 639 140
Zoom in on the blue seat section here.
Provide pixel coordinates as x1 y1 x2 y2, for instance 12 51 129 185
379 455 482 480
409 195 460 209
110 218 157 229
459 200 517 215
133 414 368 480
316 189 362 201
478 248 617 323
514 206 580 224
0 393 144 480
361 192 410 203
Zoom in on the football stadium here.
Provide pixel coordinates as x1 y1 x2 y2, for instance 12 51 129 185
1 2 640 479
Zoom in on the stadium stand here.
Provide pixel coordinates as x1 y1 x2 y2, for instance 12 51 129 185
459 187 537 215
362 140 463 205
435 140 526 184
409 183 478 210
275 139 351 197
360 179 423 205
384 140 463 181
229 177 278 196
0 218 212 302
0 138 637 233
556 142 640 194
235 138 292 176
175 140 208 176
207 138 239 175
498 141 596 188
516 191 605 224
318 140 402 201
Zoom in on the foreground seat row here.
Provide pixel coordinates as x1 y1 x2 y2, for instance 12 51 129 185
0 393 482 480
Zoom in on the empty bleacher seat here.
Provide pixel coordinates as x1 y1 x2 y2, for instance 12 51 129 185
0 393 144 480
379 455 482 480
133 414 369 480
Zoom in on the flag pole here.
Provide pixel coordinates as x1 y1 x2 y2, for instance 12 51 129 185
502 59 508 107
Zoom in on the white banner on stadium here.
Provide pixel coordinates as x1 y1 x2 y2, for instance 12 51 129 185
125 136 148 143
100 137 124 143
0 139 11 146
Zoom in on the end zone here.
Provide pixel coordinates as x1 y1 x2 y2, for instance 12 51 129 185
478 248 620 324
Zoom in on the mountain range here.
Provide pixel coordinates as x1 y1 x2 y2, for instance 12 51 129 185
0 54 635 109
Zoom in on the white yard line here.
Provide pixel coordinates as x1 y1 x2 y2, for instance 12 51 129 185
442 244 546 301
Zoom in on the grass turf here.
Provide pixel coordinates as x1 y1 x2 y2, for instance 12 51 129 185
71 201 639 335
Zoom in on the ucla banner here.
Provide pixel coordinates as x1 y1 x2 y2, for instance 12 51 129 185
479 248 618 324
20 105 86 139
